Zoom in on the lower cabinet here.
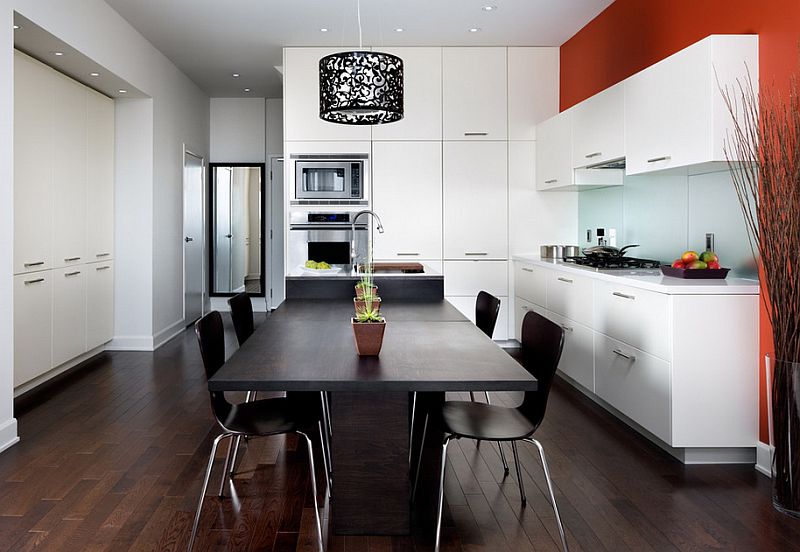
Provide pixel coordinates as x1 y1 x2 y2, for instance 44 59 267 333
87 261 114 350
52 266 88 367
13 272 53 387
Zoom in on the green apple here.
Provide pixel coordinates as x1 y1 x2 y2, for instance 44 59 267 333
699 250 718 263
687 260 708 269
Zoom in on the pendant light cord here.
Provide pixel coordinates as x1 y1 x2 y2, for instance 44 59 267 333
357 0 363 48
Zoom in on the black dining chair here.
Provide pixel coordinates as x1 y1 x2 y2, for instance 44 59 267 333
414 310 569 552
189 311 327 552
228 292 254 346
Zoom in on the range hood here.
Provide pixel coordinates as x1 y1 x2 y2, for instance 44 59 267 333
585 157 626 170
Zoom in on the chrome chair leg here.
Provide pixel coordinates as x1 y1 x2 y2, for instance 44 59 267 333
228 435 243 479
188 432 232 551
318 421 332 495
411 413 429 502
497 442 510 476
469 391 476 402
323 392 333 436
319 392 333 477
408 391 417 464
434 436 453 552
525 438 568 552
298 431 325 552
218 436 235 497
484 391 491 403
511 441 526 505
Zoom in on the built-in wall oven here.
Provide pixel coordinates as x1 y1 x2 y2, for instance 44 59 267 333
292 154 367 201
288 211 368 271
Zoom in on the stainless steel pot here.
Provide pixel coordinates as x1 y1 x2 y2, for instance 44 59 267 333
540 245 563 259
562 245 581 258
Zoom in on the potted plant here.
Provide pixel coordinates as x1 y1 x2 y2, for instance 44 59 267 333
723 72 800 517
351 301 386 356
354 291 381 314
354 273 378 298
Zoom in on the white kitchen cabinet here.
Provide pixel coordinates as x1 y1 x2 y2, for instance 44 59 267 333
447 295 509 341
87 261 114 350
507 47 559 141
571 83 624 168
624 35 758 175
372 142 442 260
513 262 546 306
443 261 508 297
52 266 88 368
14 52 54 275
13 272 53 387
544 269 594 327
545 309 595 392
52 72 88 268
371 48 442 141
443 48 507 140
86 89 115 261
443 141 508 260
515 297 544 341
283 48 371 142
535 111 572 190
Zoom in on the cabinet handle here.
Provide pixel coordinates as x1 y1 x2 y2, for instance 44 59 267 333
560 324 574 333
185 237 194 243
585 152 602 158
557 277 573 284
65 271 81 277
397 253 420 256
612 291 635 300
465 252 488 256
544 179 558 184
64 256 81 262
521 267 533 273
96 266 111 271
612 348 636 362
521 305 530 311
24 261 45 267
464 132 488 136
647 156 671 163
24 278 45 285
96 253 111 257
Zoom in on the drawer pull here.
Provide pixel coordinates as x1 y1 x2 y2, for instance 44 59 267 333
612 291 636 300
464 132 488 136
24 278 45 285
397 253 420 256
24 261 45 267
544 179 558 184
521 267 534 273
560 324 574 333
465 252 488 256
647 156 671 163
65 271 81 277
64 256 81 262
96 253 111 257
521 305 530 311
96 266 111 271
612 349 636 361
557 277 573 284
585 152 602 158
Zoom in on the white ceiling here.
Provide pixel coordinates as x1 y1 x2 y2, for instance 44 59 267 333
103 0 612 98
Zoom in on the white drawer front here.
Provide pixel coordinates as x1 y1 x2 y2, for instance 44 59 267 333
14 271 53 387
594 333 671 444
444 261 508 297
514 297 548 342
52 265 88 367
545 310 594 392
447 295 509 340
594 281 670 360
545 270 593 326
514 263 546 306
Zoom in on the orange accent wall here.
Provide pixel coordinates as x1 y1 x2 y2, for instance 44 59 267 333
561 0 800 444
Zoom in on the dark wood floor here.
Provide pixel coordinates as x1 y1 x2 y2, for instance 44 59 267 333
2 314 798 551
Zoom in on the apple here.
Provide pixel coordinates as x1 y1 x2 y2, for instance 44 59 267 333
671 259 685 269
699 250 718 263
707 260 721 269
681 250 699 264
687 260 708 269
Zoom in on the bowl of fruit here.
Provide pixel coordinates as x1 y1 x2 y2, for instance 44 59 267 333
300 260 342 275
660 250 730 279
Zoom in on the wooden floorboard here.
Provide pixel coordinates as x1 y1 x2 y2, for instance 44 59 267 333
0 317 795 551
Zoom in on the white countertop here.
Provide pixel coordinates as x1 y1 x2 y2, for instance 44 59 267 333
512 254 760 295
287 263 442 279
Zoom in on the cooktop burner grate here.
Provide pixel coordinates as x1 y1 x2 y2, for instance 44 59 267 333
565 256 661 269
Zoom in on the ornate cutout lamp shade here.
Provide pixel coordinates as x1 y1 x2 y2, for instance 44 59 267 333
319 50 404 125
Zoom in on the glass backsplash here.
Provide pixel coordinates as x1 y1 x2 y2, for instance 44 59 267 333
577 169 757 279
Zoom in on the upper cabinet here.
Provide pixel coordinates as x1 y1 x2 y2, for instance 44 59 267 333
372 48 442 141
536 111 572 191
443 48 507 140
284 48 372 141
507 47 560 141
624 35 758 175
86 89 115 262
571 83 624 168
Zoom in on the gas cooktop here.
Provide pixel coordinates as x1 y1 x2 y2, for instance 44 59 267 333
564 256 661 270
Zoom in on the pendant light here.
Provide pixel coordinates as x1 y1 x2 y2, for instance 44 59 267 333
319 0 404 125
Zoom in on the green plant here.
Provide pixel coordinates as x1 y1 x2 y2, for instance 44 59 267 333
354 303 383 323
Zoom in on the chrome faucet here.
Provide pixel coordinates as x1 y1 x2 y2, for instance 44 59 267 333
351 210 384 272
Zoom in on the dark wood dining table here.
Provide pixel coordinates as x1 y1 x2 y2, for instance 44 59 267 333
208 299 538 535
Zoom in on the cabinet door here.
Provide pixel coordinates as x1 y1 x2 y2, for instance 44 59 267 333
443 261 508 297
52 266 88 367
52 74 88 267
371 48 442 140
14 52 54 274
372 142 442 260
87 262 114 350
508 47 559 141
443 142 508 259
13 272 53 387
447 295 509 341
284 48 372 142
545 310 595 392
443 48 507 140
535 111 572 190
544 270 593 327
571 83 624 168
514 263 546 306
514 297 547 342
86 89 114 261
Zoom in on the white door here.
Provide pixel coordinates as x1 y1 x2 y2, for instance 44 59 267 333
183 151 204 325
269 157 285 308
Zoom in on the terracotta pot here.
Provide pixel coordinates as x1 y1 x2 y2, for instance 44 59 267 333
354 296 382 314
351 318 386 356
355 284 378 298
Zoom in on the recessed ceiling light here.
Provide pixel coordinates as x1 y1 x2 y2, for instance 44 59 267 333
232 73 240 78
118 89 127 94
394 27 404 32
53 51 64 56
482 5 497 11
468 27 481 33
320 28 329 33
13 24 20 30
90 72 100 77
244 88 251 92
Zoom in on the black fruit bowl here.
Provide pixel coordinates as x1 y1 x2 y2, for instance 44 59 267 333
660 265 730 279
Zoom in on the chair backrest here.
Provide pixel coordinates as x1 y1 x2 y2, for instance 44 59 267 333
475 291 501 338
517 310 565 431
228 292 254 346
194 311 232 419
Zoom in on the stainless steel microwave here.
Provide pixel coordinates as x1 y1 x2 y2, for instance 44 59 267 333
292 154 367 200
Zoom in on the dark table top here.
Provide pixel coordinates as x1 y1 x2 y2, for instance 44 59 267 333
209 299 538 393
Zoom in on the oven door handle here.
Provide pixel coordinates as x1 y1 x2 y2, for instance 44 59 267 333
289 224 368 231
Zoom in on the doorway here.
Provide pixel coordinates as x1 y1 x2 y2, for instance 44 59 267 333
183 150 205 326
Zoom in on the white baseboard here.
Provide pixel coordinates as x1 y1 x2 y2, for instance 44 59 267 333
0 418 19 454
756 441 773 477
153 319 187 350
107 335 155 351
14 346 106 397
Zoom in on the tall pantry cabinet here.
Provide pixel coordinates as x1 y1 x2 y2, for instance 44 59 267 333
13 51 115 391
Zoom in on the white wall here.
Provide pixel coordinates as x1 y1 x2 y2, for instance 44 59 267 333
210 98 266 162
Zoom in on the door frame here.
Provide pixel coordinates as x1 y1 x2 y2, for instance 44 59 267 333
182 147 206 324
267 154 285 310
